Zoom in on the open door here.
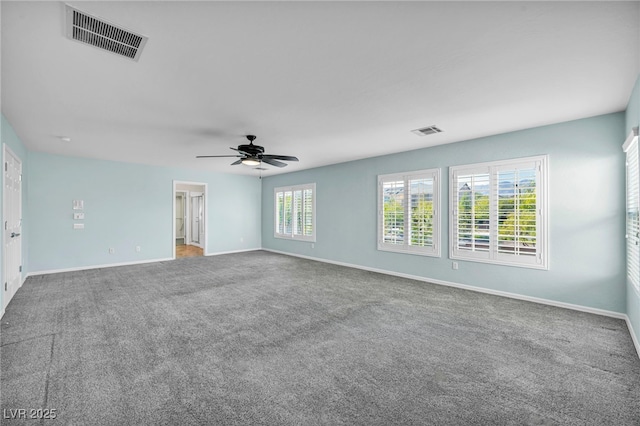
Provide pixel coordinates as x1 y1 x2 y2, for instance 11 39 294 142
3 145 23 314
190 192 205 248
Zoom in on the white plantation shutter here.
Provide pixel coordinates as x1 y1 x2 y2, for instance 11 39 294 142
274 183 316 242
494 160 540 264
303 188 313 237
378 169 440 256
450 155 548 269
624 129 640 292
451 168 491 260
381 178 405 246
275 191 286 235
408 176 435 247
293 189 303 236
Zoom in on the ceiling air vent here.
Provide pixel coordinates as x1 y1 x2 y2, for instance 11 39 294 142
411 125 443 137
65 5 148 61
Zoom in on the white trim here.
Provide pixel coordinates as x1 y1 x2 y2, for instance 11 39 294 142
205 248 261 257
25 257 174 277
263 248 626 320
625 315 640 359
622 127 639 152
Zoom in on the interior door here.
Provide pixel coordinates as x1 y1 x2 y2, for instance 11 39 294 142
175 193 185 241
3 145 22 312
190 193 204 247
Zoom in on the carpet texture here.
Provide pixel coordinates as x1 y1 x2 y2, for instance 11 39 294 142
1 251 639 425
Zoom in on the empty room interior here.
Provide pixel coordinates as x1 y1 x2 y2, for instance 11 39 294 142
1 1 640 424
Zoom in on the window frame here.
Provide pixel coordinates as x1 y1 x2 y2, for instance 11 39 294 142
624 128 640 295
449 155 549 269
377 168 441 257
274 183 316 242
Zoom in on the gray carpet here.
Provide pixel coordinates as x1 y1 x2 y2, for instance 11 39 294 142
1 250 639 425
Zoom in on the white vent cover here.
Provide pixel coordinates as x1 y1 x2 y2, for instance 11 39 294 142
411 125 443 136
65 5 148 61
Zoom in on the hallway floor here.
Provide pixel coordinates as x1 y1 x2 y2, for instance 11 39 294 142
176 244 203 258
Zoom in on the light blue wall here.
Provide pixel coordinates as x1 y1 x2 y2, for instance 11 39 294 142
626 74 640 346
0 114 29 311
626 75 640 136
262 113 627 313
28 152 261 272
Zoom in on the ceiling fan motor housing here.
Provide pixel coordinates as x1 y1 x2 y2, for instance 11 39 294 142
238 143 265 156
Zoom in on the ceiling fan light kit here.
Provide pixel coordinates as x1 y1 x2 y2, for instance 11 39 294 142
241 158 261 166
196 135 299 169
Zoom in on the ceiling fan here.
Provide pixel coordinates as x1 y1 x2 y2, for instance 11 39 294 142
196 135 298 168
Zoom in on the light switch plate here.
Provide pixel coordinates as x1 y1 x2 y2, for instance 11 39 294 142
73 223 84 230
73 200 84 210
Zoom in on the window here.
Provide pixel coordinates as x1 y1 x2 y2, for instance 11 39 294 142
378 169 440 256
624 128 640 293
450 155 548 269
274 183 315 242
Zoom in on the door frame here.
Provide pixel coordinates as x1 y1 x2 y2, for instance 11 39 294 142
173 181 208 259
2 144 24 316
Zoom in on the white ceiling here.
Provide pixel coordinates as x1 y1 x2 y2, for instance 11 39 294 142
2 1 639 176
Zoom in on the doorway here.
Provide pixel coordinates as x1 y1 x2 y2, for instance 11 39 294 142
173 181 207 259
3 145 23 313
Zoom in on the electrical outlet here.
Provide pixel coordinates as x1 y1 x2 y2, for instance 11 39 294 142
311 243 315 249
135 246 141 252
109 248 115 254
452 261 459 270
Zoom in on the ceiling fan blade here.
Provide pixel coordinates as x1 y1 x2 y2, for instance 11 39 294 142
262 158 288 168
261 154 298 162
230 159 243 165
196 155 243 158
231 147 252 155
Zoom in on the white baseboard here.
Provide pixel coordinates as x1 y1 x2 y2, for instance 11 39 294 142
205 248 261 257
625 316 640 359
263 249 627 320
26 257 174 277
25 248 262 277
